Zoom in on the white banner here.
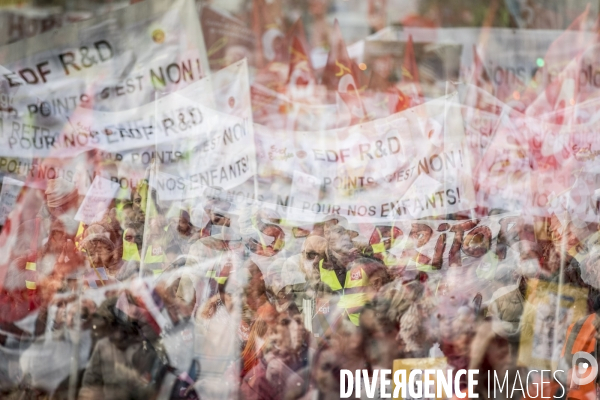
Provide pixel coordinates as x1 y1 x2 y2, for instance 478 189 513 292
255 93 476 222
0 0 209 118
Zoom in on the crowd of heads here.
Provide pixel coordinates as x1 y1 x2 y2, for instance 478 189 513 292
0 175 598 400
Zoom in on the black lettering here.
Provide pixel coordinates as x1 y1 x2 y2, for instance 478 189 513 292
19 68 38 84
162 118 176 135
58 52 81 75
94 40 114 62
36 61 51 83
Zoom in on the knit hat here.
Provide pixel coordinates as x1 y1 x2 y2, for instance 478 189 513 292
45 178 78 208
81 224 115 250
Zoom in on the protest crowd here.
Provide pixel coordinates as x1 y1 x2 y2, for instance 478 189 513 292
0 0 600 399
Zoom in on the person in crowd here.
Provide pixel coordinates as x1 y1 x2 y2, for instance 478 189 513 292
487 241 541 350
80 221 125 284
191 188 234 241
467 319 528 400
315 225 363 322
131 187 144 215
240 309 309 400
1 178 82 325
2 163 597 400
122 220 144 263
165 205 196 255
359 280 410 370
79 296 165 400
286 342 343 400
280 235 328 313
241 316 270 378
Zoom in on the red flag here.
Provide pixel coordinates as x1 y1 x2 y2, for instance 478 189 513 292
400 35 423 105
286 18 311 68
351 61 370 94
286 36 317 101
365 70 410 117
252 0 288 92
321 20 358 92
322 20 367 126
252 0 286 68
401 35 420 85
390 86 411 113
286 19 316 95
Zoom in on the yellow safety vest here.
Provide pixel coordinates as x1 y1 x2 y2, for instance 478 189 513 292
370 225 400 266
319 259 369 326
205 270 228 284
74 222 85 250
251 216 284 254
144 244 165 264
204 251 229 285
122 231 141 262
25 261 37 290
24 217 42 291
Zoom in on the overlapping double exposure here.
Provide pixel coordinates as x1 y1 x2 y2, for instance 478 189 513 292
0 0 600 399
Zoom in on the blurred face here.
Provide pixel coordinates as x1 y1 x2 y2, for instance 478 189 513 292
255 225 284 257
122 206 134 223
206 200 231 226
314 349 341 394
302 236 327 279
177 215 192 236
48 229 66 253
132 192 142 211
209 210 229 226
124 228 137 243
67 299 96 329
367 268 387 295
327 227 357 267
270 318 294 364
54 301 68 329
335 320 363 352
109 323 136 350
546 249 561 274
587 255 600 282
87 241 114 269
